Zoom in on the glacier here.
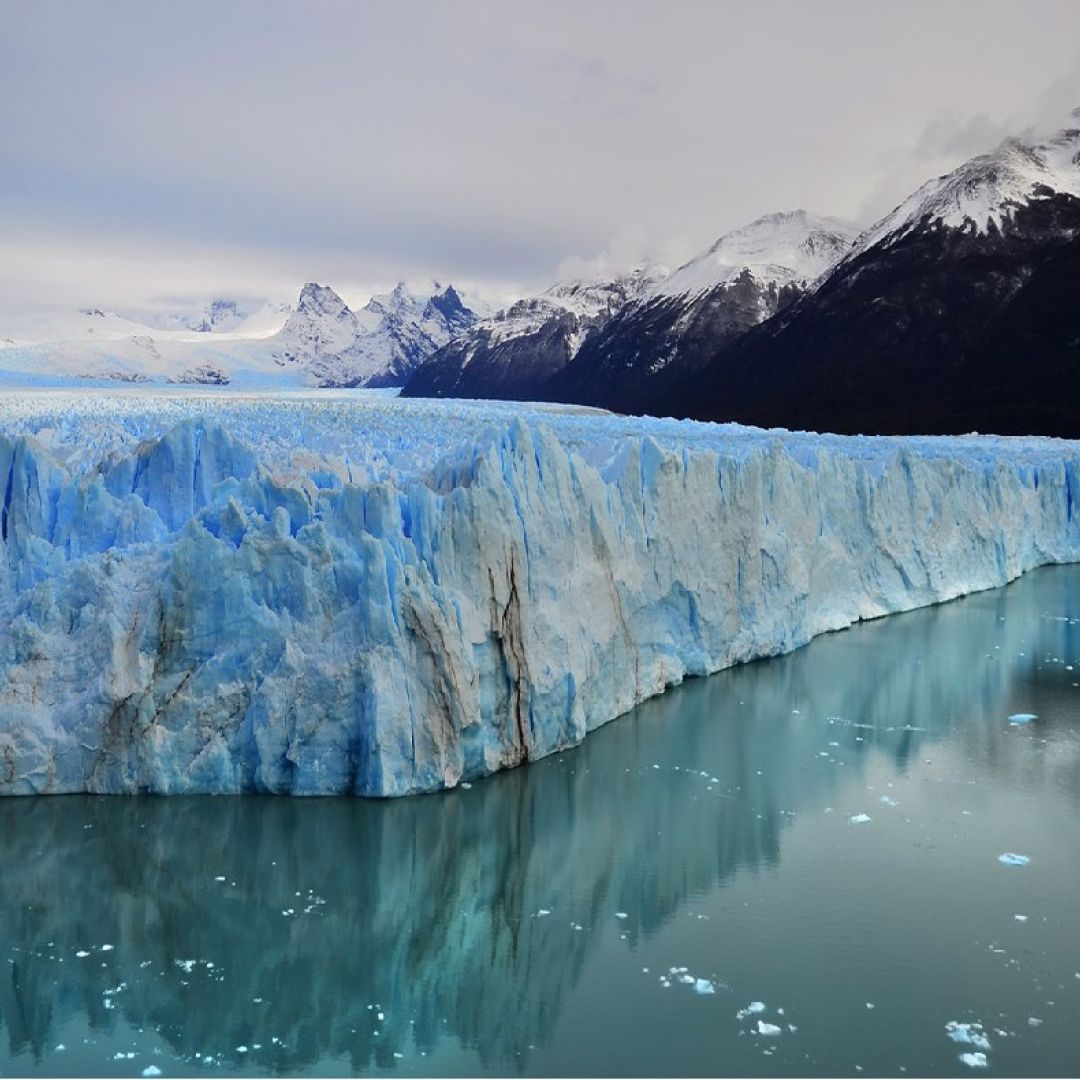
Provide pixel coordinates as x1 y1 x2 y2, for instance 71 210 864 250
1 389 1078 796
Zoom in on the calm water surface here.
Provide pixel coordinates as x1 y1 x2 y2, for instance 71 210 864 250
2 567 1079 1078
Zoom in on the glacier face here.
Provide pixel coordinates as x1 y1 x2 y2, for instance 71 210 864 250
1 391 1078 796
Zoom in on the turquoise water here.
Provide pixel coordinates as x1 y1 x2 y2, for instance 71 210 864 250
1 566 1079 1077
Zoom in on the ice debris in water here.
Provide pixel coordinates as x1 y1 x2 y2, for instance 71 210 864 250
998 853 1030 867
142 1069 162 1078
959 1052 988 1069
1015 914 1028 922
849 813 872 825
756 1020 783 1037
946 1022 992 1051
1008 714 1038 724
615 912 628 919
694 979 715 995
737 1001 767 1020
879 796 899 807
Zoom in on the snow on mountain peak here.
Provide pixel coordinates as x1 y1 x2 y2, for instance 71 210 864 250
296 282 355 322
653 210 860 299
851 119 1080 256
470 268 660 352
271 279 483 386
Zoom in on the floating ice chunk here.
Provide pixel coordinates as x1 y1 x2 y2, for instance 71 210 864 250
879 796 899 807
101 944 114 951
174 960 196 973
678 974 695 984
866 1003 875 1009
959 1053 987 1069
849 813 872 824
214 876 226 882
76 950 89 958
998 853 1030 867
694 979 715 995
1008 714 1038 724
535 909 551 917
1014 915 1028 922
142 1068 162 1078
1028 1017 1043 1027
737 1001 767 1020
946 1022 991 1051
756 1021 782 1036
55 1045 65 1052
459 782 472 789
615 912 628 919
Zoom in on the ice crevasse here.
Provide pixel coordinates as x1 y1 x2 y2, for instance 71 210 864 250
1 403 1078 795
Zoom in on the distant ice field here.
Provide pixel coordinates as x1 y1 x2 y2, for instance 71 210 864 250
1 387 1075 485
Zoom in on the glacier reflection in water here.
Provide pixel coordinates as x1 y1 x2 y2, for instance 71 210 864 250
1 566 1079 1077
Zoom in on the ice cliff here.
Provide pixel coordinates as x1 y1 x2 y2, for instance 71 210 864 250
1 392 1078 796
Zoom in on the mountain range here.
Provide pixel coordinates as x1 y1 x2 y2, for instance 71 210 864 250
4 110 1079 436
403 111 1080 438
0 282 487 389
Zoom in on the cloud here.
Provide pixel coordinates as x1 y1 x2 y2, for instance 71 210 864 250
3 0 1080 312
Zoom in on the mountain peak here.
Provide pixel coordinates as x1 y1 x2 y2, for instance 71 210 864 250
654 210 860 299
851 119 1080 256
296 283 353 320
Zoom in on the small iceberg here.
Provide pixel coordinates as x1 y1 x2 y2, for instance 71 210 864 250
998 853 1030 867
1008 713 1038 725
736 1001 766 1020
756 1020 782 1037
959 1052 988 1069
693 978 715 995
946 1022 991 1051
849 813 872 825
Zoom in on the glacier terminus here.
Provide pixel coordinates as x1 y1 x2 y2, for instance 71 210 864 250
1 390 1078 796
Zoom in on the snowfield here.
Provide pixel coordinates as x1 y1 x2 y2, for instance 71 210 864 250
1 390 1078 796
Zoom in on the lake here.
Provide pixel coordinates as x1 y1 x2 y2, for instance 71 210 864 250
1 565 1078 1077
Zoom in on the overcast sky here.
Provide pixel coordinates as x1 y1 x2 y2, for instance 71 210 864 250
3 0 1080 315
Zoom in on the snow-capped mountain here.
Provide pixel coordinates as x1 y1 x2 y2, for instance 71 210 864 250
402 269 661 401
272 281 485 387
539 211 860 411
652 114 1080 436
652 210 857 299
849 115 1080 256
0 282 484 389
402 211 859 408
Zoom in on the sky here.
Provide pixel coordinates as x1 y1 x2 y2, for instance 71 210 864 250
2 0 1080 316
